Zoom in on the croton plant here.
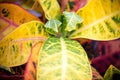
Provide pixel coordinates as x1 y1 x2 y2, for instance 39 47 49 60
0 0 120 80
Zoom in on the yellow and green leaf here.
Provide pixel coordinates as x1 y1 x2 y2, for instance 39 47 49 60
0 3 40 25
70 0 120 40
37 0 61 20
104 65 120 80
37 37 92 80
0 21 48 67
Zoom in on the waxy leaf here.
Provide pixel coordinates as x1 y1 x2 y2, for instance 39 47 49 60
0 3 40 25
37 37 92 80
24 42 44 80
0 21 48 67
70 0 120 40
45 19 62 35
37 0 61 20
0 16 18 40
104 65 120 80
62 11 83 31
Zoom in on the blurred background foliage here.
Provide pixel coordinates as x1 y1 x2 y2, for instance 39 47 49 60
0 0 120 80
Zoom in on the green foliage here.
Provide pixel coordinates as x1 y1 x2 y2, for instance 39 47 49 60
37 0 61 20
45 19 62 35
62 11 83 32
104 65 120 80
22 12 91 80
37 37 92 80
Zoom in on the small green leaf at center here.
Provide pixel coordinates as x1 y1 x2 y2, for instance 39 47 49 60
45 19 62 35
63 11 83 32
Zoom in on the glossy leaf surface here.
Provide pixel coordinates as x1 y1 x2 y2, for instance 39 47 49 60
62 11 83 31
45 19 62 35
37 0 61 20
37 37 92 80
70 0 120 40
0 21 48 67
0 3 40 25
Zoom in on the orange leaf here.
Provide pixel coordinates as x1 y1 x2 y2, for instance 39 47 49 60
24 41 45 80
0 16 18 40
0 3 40 25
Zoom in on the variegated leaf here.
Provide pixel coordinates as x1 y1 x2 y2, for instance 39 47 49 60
0 21 48 67
37 37 92 80
37 0 61 20
24 42 44 80
70 0 120 40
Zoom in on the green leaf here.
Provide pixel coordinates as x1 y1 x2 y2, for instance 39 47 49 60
45 19 62 35
70 0 120 40
37 37 92 80
37 0 61 20
0 21 48 67
62 11 83 32
104 65 120 80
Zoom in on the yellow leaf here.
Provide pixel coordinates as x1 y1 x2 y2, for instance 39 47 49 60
0 3 40 25
70 0 120 40
0 21 48 67
37 0 61 20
